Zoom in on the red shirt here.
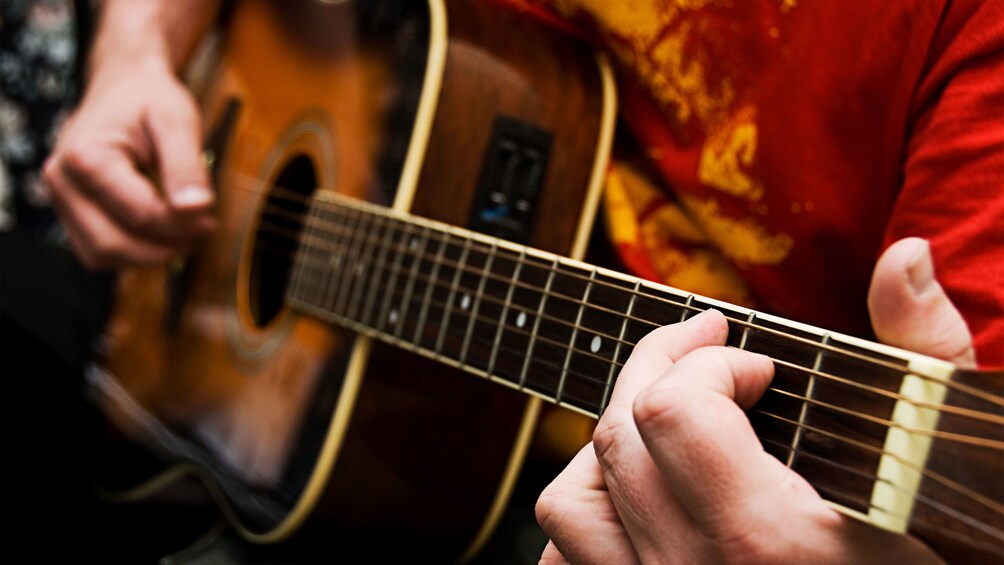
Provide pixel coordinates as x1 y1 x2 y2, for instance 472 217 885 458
498 0 1004 367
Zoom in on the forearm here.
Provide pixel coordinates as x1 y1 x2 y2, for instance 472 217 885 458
87 0 223 81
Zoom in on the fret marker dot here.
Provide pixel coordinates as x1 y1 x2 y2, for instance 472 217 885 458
515 312 527 328
460 294 471 310
409 237 420 250
389 309 399 325
590 335 602 353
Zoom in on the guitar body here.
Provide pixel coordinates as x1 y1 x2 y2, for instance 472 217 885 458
93 0 613 560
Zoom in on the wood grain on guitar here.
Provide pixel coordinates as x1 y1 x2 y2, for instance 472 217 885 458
88 0 1003 563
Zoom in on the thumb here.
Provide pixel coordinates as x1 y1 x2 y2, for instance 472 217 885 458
868 237 975 366
146 85 213 212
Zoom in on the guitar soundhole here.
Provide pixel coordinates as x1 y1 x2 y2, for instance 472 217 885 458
249 153 317 327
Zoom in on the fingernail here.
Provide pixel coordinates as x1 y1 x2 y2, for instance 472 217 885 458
906 239 935 294
688 308 714 321
172 184 213 208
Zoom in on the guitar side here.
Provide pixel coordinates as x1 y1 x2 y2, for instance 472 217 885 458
91 0 614 561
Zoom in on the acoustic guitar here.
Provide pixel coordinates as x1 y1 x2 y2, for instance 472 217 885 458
89 0 1003 562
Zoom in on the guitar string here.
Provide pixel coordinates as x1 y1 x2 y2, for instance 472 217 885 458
234 186 1004 432
286 235 1004 450
758 436 1004 544
753 410 1004 518
225 176 1003 409
197 177 1003 533
236 187 1004 428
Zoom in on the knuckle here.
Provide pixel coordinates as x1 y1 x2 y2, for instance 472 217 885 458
158 87 201 128
534 484 570 534
60 142 107 180
41 156 60 186
71 239 109 271
83 234 121 270
631 385 681 431
590 416 631 464
122 205 160 234
718 531 780 565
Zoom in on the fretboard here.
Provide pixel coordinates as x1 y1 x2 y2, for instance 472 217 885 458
284 192 959 524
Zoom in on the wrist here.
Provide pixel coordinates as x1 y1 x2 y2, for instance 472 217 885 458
87 0 220 82
87 2 175 82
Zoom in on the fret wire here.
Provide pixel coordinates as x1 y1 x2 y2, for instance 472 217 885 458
601 280 640 415
320 205 351 313
258 188 980 401
360 214 397 328
345 208 379 322
377 219 410 332
435 237 472 356
413 228 449 346
308 207 334 307
679 294 695 322
299 205 323 307
394 226 430 338
459 242 497 366
487 249 526 380
343 208 377 325
315 222 336 312
520 258 559 389
268 202 999 413
334 206 365 319
556 269 597 404
737 311 755 350
286 215 306 303
288 198 320 305
788 333 829 468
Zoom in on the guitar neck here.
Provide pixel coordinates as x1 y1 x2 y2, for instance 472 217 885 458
286 191 953 413
283 191 1002 555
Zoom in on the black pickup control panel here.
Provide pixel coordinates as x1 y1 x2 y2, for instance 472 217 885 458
469 116 553 244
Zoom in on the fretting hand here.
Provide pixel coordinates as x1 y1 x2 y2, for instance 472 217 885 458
535 237 974 564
